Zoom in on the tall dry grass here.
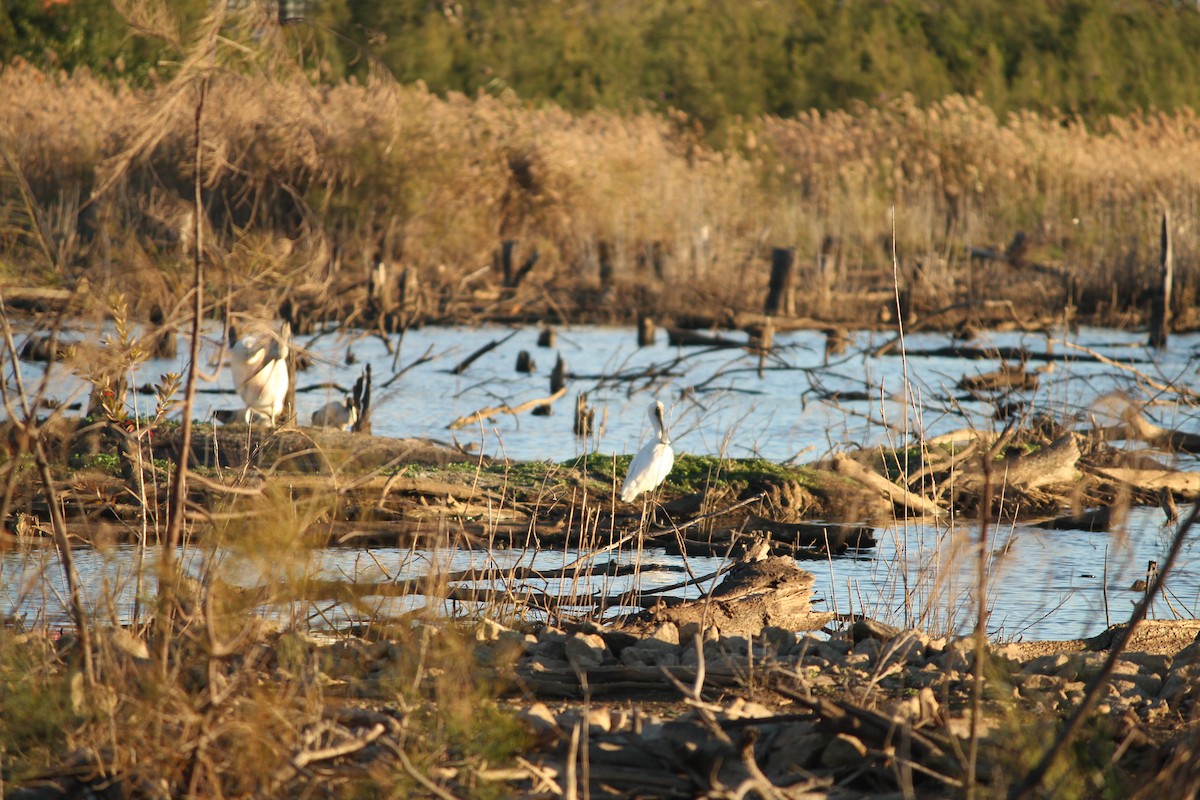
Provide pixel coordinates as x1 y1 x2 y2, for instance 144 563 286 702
5 62 1200 322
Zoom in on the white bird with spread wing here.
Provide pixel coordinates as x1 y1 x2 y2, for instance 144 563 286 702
229 321 291 425
621 400 675 503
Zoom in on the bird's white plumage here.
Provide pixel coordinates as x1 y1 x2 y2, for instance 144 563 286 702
229 322 290 425
621 401 675 502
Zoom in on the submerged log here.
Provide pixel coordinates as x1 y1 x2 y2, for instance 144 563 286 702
958 363 1042 392
666 328 748 349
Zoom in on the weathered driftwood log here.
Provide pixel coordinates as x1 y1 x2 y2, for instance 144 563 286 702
623 556 834 638
831 452 945 517
1087 466 1200 501
1114 410 1200 454
448 387 567 429
959 433 1080 492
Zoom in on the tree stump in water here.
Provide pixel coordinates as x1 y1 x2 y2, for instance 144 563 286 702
515 350 536 373
763 246 796 316
574 392 594 438
637 313 656 347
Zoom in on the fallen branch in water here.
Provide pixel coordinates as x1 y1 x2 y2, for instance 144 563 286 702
448 387 567 429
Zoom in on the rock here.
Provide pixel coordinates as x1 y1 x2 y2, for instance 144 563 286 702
528 628 568 661
620 638 680 667
560 707 612 734
1124 652 1171 676
724 698 775 720
760 626 797 656
761 726 825 773
649 622 680 645
1023 653 1072 675
1014 672 1064 696
852 637 882 661
517 702 562 744
474 618 510 641
1140 697 1172 723
525 654 569 672
821 733 868 769
1159 666 1199 704
101 626 150 661
564 633 607 668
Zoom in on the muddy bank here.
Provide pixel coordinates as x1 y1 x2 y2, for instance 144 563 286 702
5 399 1198 560
7 555 1200 799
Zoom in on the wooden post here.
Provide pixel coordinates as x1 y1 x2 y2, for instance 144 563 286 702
1004 231 1030 268
574 392 594 439
764 247 795 316
747 320 774 352
515 350 536 373
149 304 177 359
550 353 567 394
537 327 557 348
1149 210 1173 349
598 241 614 286
816 235 839 318
496 240 517 287
637 313 656 347
535 354 568 416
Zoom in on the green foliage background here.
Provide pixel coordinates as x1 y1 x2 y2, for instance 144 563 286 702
5 0 1200 127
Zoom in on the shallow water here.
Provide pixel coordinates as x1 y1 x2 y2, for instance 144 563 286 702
14 321 1200 464
6 321 1200 641
3 506 1196 641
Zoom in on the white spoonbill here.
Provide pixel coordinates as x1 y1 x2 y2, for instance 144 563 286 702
229 321 291 425
621 400 674 502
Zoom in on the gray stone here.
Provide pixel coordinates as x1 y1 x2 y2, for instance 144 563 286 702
1140 697 1172 723
852 637 882 660
620 637 680 667
517 702 562 741
761 626 797 656
529 629 569 661
525 654 569 672
1022 653 1071 676
564 632 608 668
1124 652 1171 676
649 622 680 645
